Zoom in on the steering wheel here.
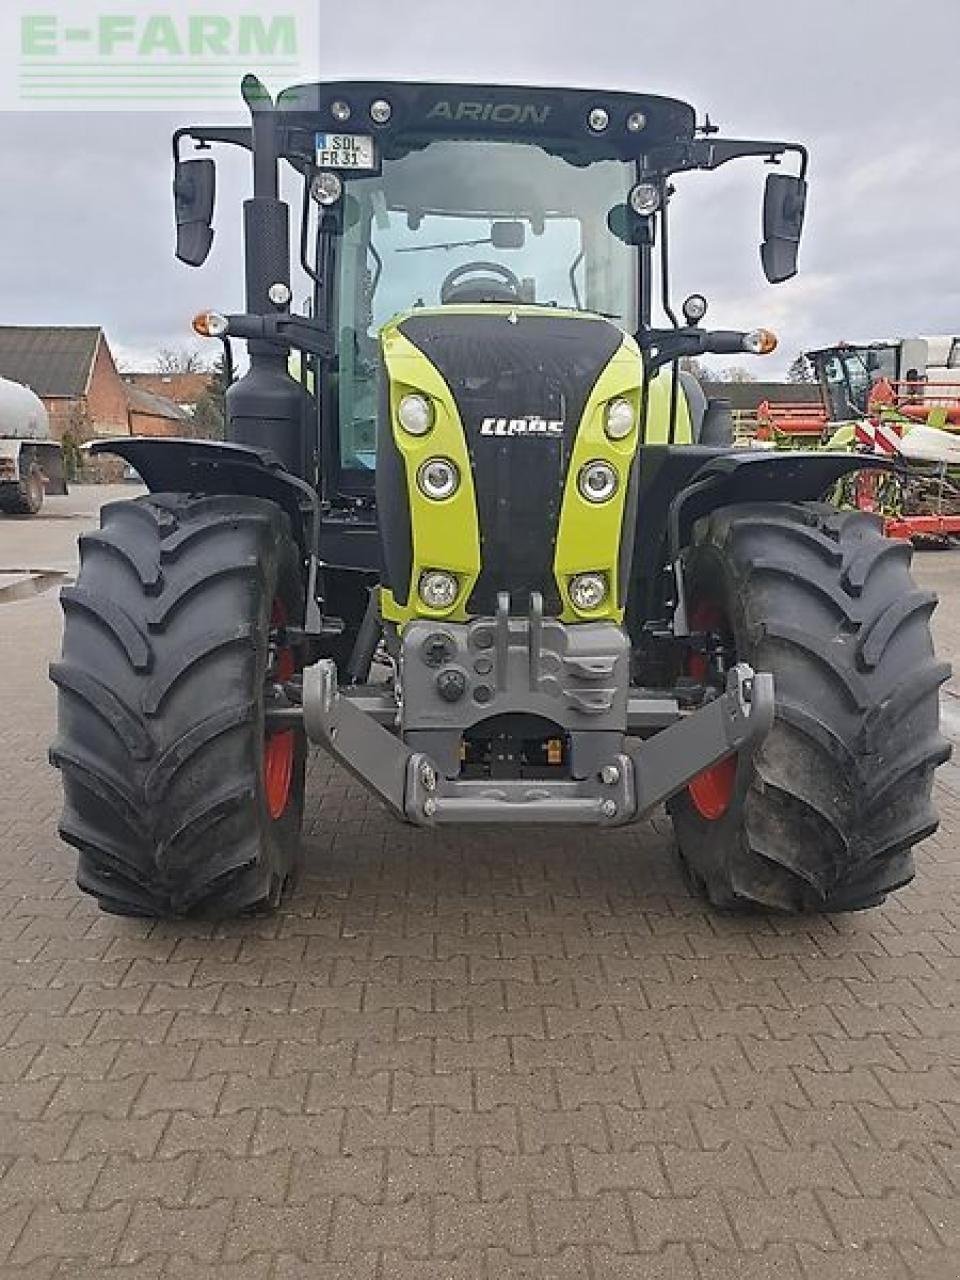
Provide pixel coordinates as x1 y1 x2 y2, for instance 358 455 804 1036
440 261 523 305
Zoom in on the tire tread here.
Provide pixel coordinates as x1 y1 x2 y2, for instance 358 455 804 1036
669 502 950 913
51 492 305 917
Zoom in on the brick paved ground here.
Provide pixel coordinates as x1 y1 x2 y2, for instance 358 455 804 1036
1 490 959 1278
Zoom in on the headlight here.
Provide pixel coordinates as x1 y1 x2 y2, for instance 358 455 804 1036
682 293 708 325
604 399 635 440
569 572 607 611
398 393 434 436
311 172 343 206
419 570 459 610
578 459 618 503
370 98 392 124
417 457 460 500
629 181 661 215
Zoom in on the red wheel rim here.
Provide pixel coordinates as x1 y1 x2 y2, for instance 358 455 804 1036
686 603 737 821
264 600 296 821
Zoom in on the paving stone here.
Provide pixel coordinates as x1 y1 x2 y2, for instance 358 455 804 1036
1 534 960 1275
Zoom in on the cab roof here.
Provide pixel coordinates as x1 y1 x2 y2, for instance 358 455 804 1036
275 80 697 164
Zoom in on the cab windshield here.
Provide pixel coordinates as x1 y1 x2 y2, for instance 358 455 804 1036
334 140 637 472
820 345 898 419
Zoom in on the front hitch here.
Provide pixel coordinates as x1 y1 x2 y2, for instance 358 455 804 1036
623 663 774 812
299 657 774 827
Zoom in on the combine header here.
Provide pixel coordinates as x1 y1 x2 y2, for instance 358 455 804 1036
758 337 960 541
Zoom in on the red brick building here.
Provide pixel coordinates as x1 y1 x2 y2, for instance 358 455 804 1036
122 371 212 416
126 385 190 437
0 327 188 442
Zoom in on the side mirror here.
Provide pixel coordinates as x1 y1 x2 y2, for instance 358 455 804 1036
761 173 807 283
607 204 655 247
174 157 216 266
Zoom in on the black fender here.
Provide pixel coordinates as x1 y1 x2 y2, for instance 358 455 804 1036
626 445 892 623
87 437 318 556
666 448 893 558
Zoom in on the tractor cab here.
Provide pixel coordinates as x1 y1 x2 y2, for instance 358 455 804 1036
327 129 640 478
173 80 808 518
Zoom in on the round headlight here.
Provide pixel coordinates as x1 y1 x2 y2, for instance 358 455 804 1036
331 99 351 122
311 172 343 206
268 282 292 307
626 110 647 133
578 460 618 503
682 293 708 325
629 181 661 216
569 572 607 612
604 398 635 440
397 393 434 436
588 107 609 132
420 570 459 610
370 98 392 124
418 457 460 501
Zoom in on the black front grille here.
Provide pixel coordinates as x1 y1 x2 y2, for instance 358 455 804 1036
399 312 622 615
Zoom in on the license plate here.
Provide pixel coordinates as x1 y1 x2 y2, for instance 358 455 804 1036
315 132 377 170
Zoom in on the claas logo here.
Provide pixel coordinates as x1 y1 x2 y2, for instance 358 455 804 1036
480 416 565 438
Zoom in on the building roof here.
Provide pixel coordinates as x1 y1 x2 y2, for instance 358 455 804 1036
122 371 212 405
702 380 823 411
0 326 102 398
126 386 191 423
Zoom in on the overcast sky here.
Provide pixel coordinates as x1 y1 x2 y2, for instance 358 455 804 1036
1 0 958 377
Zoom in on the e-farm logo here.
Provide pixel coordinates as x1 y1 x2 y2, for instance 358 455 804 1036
5 1 319 109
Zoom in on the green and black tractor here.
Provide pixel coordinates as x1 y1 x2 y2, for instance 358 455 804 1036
50 77 950 916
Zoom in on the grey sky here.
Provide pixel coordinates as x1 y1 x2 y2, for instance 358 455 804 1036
1 0 958 376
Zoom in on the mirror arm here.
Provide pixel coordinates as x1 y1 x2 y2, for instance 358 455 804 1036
638 327 706 376
641 138 808 181
638 327 759 375
173 126 252 164
222 313 334 360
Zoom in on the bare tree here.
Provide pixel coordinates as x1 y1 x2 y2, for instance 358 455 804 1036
155 347 211 375
787 353 816 383
679 356 710 380
717 366 757 383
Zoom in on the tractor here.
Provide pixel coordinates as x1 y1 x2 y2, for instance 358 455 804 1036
50 77 950 917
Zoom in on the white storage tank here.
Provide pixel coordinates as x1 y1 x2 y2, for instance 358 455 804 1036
0 376 51 440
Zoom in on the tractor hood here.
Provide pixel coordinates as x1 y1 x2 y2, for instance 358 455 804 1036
376 306 643 623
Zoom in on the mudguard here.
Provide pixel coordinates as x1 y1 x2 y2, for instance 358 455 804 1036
627 445 894 622
666 448 894 556
87 436 317 555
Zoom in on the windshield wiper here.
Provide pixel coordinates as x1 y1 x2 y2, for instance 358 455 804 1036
396 236 494 254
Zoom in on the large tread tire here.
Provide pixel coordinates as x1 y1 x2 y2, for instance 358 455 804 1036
50 493 307 917
668 503 951 913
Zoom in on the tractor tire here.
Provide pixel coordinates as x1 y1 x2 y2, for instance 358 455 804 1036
668 502 951 913
0 465 44 515
50 493 307 917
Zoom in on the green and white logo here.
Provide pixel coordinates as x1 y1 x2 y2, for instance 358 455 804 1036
3 1 320 109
